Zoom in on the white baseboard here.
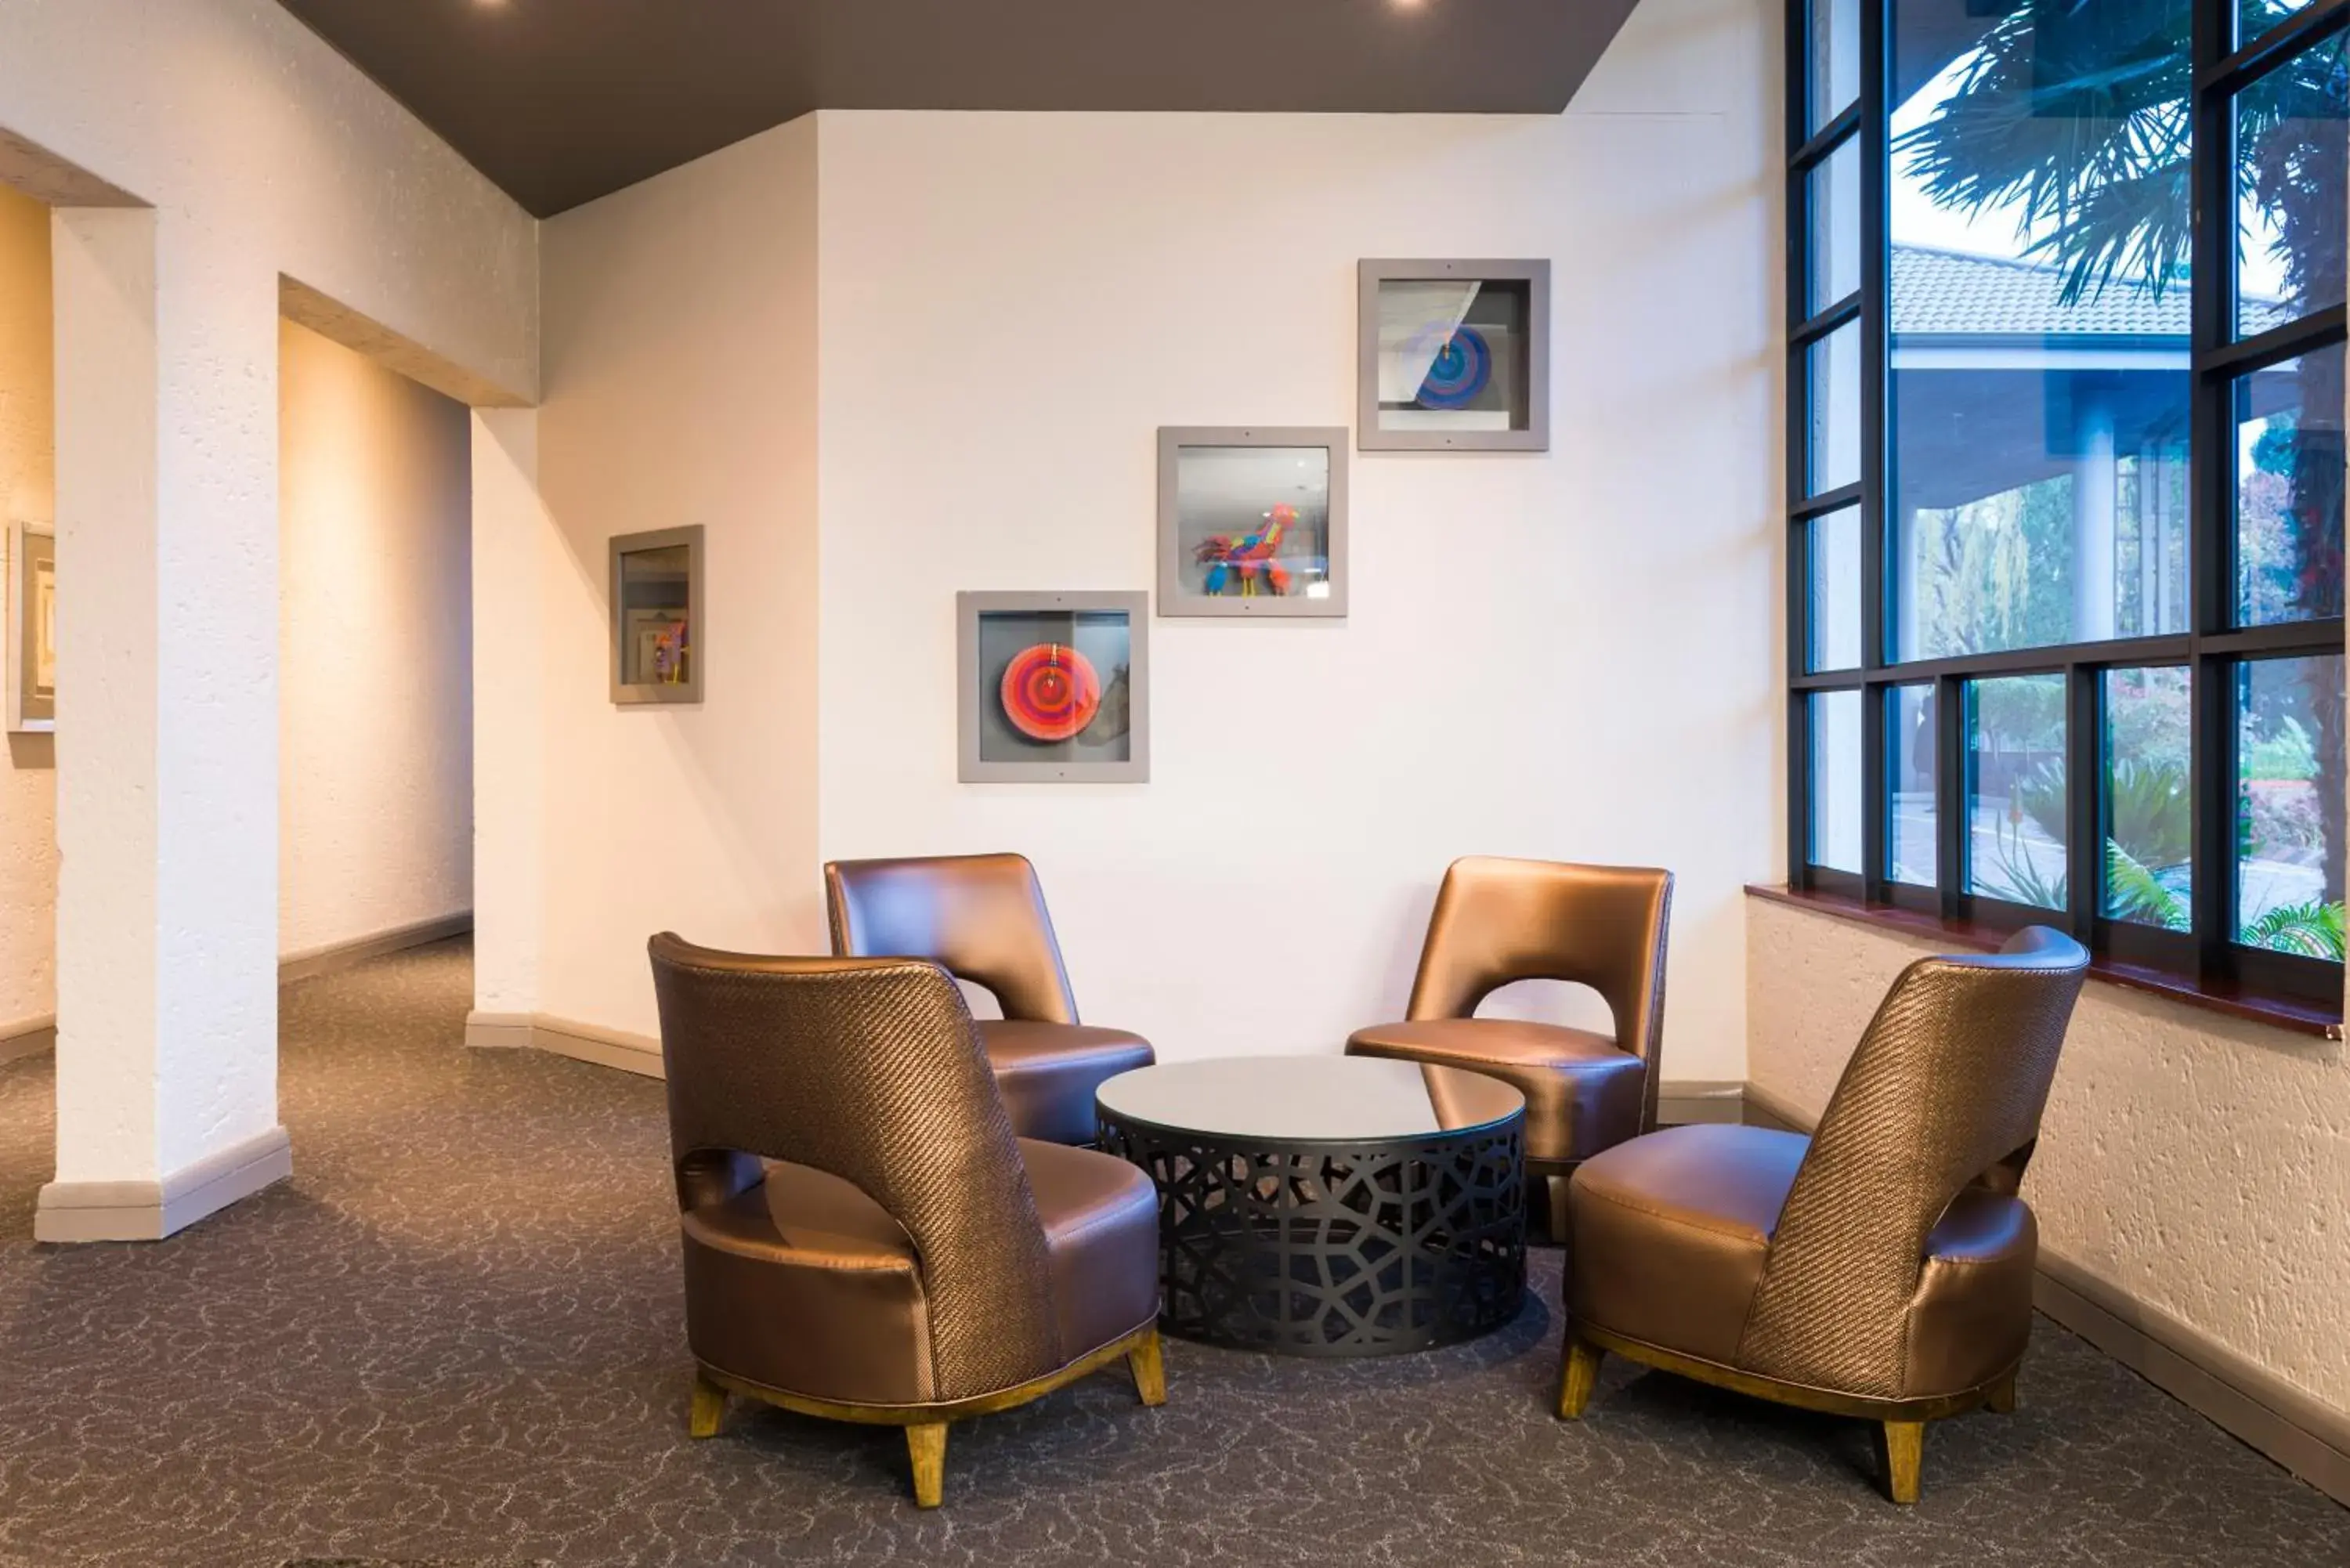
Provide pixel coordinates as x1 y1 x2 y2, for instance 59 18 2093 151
465 1009 663 1079
1742 1079 2349 1507
0 1013 55 1066
279 911 473 984
0 916 474 1071
1656 1078 1747 1125
34 1125 293 1243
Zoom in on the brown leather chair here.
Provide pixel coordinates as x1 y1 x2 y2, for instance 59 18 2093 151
647 934 1166 1508
825 852 1154 1145
1346 857 1672 1240
1556 926 2090 1505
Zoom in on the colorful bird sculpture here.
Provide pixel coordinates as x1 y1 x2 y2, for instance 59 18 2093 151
1195 503 1297 597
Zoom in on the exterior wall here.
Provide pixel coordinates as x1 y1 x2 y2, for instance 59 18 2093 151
812 0 1779 1073
1 0 535 1189
0 180 54 1040
278 320 473 959
1747 895 2350 1421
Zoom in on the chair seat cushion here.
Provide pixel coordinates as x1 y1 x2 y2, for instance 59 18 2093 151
1018 1138 1162 1361
682 1162 935 1405
1569 1124 2040 1396
1346 1018 1644 1163
979 1020 1155 1145
1568 1123 1804 1364
682 1142 1161 1407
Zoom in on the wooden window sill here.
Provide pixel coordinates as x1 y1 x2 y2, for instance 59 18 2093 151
1744 883 2344 1042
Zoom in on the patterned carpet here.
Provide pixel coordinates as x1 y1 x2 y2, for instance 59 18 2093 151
0 941 2342 1567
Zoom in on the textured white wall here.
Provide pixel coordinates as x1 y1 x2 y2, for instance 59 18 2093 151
520 117 824 1035
2 0 535 1186
1747 896 2350 1421
813 0 1778 1075
0 181 54 1037
495 0 1781 1067
278 320 472 959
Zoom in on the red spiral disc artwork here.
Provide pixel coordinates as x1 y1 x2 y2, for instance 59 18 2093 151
1000 642 1102 742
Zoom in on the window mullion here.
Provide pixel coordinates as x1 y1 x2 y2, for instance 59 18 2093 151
2189 0 2231 975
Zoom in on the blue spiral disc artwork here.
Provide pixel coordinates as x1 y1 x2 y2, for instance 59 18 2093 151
1413 325 1492 409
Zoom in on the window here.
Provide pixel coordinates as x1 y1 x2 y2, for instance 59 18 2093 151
1787 0 2349 1003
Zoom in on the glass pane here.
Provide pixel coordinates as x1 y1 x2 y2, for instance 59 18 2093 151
972 607 1137 767
2236 656 2346 957
2236 31 2347 337
1966 674 2066 909
2102 667 2193 929
1810 0 1861 132
1889 0 2192 661
1808 505 1863 671
2241 1 2320 47
1810 689 1865 873
616 543 692 688
1808 136 1861 315
1166 443 1335 609
1369 274 1535 438
1889 684 1937 886
1807 320 1861 495
2234 343 2347 626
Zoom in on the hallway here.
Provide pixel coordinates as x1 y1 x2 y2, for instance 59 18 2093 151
0 945 2342 1567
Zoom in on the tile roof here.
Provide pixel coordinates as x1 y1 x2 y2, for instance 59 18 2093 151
1891 244 2283 338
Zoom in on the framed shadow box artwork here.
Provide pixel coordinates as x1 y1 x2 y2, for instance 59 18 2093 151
1358 259 1550 452
957 591 1148 783
6 520 55 733
1157 427 1348 619
610 526 703 706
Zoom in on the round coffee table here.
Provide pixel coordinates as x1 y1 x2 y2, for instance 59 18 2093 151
1095 1057 1527 1357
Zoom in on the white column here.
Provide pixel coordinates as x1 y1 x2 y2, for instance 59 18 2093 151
40 208 288 1241
2072 394 2118 644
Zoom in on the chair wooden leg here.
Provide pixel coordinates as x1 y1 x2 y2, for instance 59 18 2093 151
906 1422 949 1509
688 1372 728 1439
1882 1420 1925 1505
1985 1371 2018 1414
1127 1329 1167 1407
1546 1175 1572 1247
1556 1335 1603 1420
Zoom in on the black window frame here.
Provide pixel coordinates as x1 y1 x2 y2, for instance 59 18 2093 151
1784 0 2350 1007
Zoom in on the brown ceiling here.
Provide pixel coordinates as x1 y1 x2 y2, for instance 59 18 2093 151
275 0 1646 218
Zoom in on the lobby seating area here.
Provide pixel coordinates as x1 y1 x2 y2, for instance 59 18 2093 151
2 942 2347 1566
2 0 2347 1562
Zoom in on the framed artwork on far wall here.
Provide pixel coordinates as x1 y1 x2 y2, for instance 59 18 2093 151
957 591 1148 783
6 520 55 733
609 525 703 706
1358 258 1551 452
1157 426 1349 619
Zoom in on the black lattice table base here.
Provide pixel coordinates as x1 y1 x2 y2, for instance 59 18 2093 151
1097 1115 1526 1357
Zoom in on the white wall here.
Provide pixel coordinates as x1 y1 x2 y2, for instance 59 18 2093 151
500 0 1782 1078
278 320 473 959
521 117 823 1035
1 0 535 1200
814 0 1777 1074
1748 897 2350 1422
0 179 54 1040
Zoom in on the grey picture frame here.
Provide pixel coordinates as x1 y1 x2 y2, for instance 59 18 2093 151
609 524 705 706
1358 258 1552 453
1156 426 1350 620
957 591 1149 784
6 519 55 734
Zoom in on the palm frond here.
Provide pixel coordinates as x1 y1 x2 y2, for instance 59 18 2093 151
2239 899 2348 960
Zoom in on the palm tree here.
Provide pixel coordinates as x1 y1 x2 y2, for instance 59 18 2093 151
1896 0 2348 928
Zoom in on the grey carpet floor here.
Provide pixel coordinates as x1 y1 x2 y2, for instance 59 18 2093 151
0 941 2343 1567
